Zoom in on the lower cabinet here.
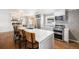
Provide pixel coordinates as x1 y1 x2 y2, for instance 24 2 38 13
64 28 69 43
41 26 54 31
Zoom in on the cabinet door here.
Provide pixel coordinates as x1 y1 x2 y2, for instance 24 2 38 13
37 19 41 29
42 26 53 31
64 28 69 43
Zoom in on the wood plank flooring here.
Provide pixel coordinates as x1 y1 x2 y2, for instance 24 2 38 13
0 31 15 49
54 39 79 49
0 31 79 49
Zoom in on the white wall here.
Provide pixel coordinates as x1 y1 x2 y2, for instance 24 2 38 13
54 9 65 16
68 10 79 41
0 9 13 32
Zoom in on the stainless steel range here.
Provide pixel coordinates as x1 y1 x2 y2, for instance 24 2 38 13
54 25 65 40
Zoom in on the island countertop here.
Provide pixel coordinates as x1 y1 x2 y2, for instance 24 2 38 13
18 27 54 42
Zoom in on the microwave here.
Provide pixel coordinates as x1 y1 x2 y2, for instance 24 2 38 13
55 16 64 21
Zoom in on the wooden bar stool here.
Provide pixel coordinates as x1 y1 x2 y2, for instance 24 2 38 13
31 32 39 49
18 29 27 48
13 26 21 48
25 32 39 49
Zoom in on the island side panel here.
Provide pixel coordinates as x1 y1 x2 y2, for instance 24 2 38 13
39 34 54 49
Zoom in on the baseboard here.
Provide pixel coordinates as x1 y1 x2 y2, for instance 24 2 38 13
70 39 79 44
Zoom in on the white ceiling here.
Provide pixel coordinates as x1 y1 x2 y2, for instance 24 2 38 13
35 9 65 14
10 9 66 16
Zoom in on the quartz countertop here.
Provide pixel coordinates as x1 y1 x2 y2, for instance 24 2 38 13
18 27 54 42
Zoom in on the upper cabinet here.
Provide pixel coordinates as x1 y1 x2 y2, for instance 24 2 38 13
36 14 41 19
44 14 55 26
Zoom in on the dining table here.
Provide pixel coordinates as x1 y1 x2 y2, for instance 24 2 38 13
18 26 54 49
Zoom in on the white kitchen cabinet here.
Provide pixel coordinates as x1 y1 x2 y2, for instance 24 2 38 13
41 26 54 31
64 28 69 43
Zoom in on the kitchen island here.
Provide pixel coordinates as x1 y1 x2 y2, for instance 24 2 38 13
18 27 54 49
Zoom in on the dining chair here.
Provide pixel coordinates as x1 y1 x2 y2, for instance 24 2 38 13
25 31 39 49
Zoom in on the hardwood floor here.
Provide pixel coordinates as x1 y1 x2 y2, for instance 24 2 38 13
54 39 79 49
0 31 15 49
0 32 79 49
